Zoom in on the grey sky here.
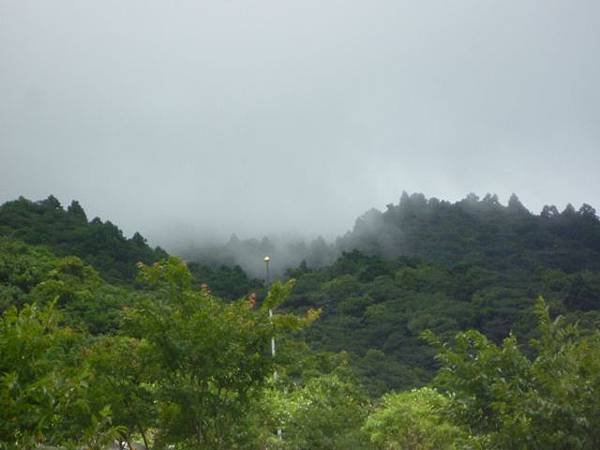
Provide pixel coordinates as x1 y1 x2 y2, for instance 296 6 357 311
1 0 599 245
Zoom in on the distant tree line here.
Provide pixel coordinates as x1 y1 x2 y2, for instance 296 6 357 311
2 193 600 448
182 191 600 278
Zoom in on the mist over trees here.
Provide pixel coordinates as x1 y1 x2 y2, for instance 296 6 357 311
180 191 600 277
178 233 339 279
3 1 599 446
6 192 596 282
2 193 600 448
172 192 600 396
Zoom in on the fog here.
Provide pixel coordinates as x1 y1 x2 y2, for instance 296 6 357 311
1 1 599 250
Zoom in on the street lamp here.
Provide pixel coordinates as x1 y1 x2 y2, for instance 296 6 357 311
265 256 277 356
264 256 275 360
264 256 282 440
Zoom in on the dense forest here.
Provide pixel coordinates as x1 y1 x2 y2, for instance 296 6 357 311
284 193 600 394
183 192 600 276
0 196 168 283
2 194 600 449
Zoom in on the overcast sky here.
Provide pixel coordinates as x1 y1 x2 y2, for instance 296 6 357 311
1 0 599 245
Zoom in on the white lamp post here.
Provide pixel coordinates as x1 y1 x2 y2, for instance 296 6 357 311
264 256 282 440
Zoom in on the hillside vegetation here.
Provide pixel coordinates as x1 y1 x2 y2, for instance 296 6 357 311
0 196 166 283
1 194 600 449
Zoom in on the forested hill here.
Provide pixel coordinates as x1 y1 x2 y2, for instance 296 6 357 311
2 193 600 447
337 192 600 273
167 192 600 395
0 196 167 283
181 192 600 278
4 193 599 286
281 193 600 394
284 248 600 395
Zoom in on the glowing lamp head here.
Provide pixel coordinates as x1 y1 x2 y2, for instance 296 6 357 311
264 256 270 262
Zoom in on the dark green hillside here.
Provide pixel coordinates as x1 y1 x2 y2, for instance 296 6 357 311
4 193 598 397
0 196 167 283
173 192 600 395
0 237 136 333
182 192 600 281
285 250 599 394
338 192 600 273
2 193 600 447
186 262 263 299
0 196 268 299
279 194 600 395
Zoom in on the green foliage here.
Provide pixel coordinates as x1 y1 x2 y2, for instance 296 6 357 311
0 304 122 449
427 297 600 449
267 374 371 450
29 256 133 334
285 254 486 394
136 256 193 291
3 193 600 448
364 387 471 450
0 303 72 447
126 258 309 449
262 279 296 311
0 196 166 283
187 262 263 300
0 238 56 311
425 329 532 447
83 336 155 448
284 239 600 394
3 245 135 334
0 249 316 449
